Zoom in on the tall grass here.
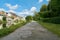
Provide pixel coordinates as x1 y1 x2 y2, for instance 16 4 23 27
38 17 60 37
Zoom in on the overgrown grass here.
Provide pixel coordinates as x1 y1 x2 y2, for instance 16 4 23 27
37 17 60 37
0 21 27 38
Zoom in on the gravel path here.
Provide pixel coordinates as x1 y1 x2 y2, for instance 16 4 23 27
0 21 60 40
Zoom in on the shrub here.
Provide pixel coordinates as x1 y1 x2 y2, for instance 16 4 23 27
40 11 50 18
25 16 33 22
0 20 3 24
3 16 6 28
40 17 60 24
3 23 6 28
3 16 6 21
40 10 60 18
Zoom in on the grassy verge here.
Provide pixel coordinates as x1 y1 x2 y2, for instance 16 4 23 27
38 21 60 37
0 21 27 38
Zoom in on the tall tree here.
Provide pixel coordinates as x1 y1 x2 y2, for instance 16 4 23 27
33 12 40 21
40 4 47 12
25 16 33 21
50 0 60 16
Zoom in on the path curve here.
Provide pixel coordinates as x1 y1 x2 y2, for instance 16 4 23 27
0 21 60 40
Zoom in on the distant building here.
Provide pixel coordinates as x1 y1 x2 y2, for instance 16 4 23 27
0 11 23 29
0 11 6 29
6 12 14 27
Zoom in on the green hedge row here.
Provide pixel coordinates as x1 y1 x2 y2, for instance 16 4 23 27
40 17 60 24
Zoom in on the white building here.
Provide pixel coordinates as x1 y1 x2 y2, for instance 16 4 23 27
0 12 6 29
0 11 23 29
6 12 14 28
0 15 3 29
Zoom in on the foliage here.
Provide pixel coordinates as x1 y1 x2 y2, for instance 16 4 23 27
0 20 3 24
33 12 40 21
10 16 14 19
40 4 47 12
3 16 6 21
33 0 60 19
0 21 26 37
33 0 60 37
14 19 18 23
3 23 6 28
40 11 49 18
40 11 57 18
25 15 33 22
48 0 60 17
3 16 6 27
40 17 60 24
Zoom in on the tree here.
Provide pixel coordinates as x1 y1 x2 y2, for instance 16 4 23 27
25 16 33 22
33 0 60 19
0 20 3 24
40 4 48 12
39 0 60 18
33 12 41 21
49 0 60 16
3 16 6 27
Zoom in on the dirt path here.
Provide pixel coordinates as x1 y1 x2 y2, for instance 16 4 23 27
0 21 60 40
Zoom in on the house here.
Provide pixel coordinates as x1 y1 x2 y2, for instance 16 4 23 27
0 11 23 29
6 12 14 27
6 12 22 27
0 11 6 20
9 12 21 24
0 14 3 29
0 11 6 29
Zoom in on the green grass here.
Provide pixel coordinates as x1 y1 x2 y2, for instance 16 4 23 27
38 21 60 37
0 21 27 38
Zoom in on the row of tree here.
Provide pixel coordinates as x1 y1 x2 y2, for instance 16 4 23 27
33 0 60 21
25 0 60 21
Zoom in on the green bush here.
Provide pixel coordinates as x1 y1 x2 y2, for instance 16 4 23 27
3 16 6 21
0 20 3 24
40 17 60 24
40 11 56 18
25 16 33 22
3 23 6 28
3 16 6 28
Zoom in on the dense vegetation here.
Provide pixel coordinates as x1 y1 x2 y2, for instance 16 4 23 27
33 0 60 23
3 16 6 28
33 0 60 36
0 21 26 37
25 15 33 22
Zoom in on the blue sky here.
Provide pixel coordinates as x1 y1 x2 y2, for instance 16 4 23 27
0 0 50 17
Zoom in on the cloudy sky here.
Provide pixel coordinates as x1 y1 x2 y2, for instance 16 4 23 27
0 0 50 17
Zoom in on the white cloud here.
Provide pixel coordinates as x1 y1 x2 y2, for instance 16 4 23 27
39 0 43 3
39 0 50 3
19 7 37 17
30 7 36 12
0 6 37 17
5 3 19 10
19 10 32 17
0 8 6 11
8 10 16 13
